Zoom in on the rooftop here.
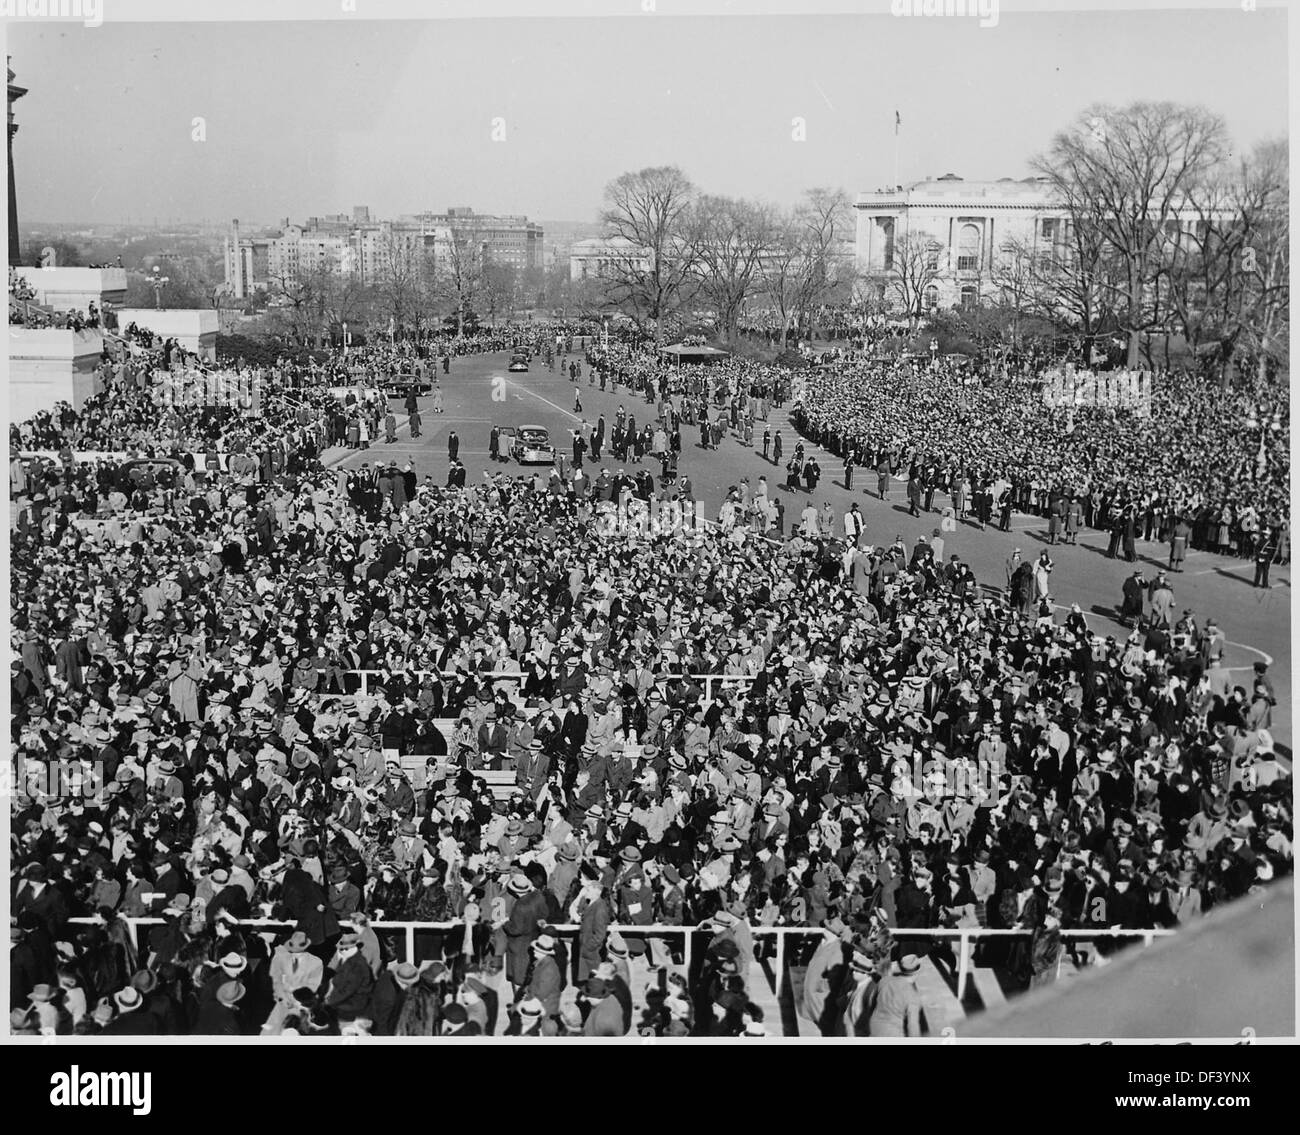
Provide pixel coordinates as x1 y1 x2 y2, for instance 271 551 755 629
856 175 1056 207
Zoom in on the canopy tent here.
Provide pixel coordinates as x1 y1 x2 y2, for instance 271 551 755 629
660 343 732 363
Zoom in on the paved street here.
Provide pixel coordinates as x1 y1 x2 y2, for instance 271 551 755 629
329 349 1292 746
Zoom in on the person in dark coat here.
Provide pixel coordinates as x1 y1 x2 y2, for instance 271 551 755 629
1120 570 1145 626
99 987 160 1035
276 862 340 953
9 922 48 1009
194 980 245 1035
500 874 548 996
325 933 375 1024
369 962 420 1035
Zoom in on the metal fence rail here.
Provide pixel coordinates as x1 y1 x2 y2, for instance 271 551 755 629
69 916 1174 1002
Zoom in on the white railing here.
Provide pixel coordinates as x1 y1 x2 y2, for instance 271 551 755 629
68 917 1174 1002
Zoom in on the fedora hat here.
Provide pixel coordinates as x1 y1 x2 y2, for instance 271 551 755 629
897 954 922 976
849 949 873 974
517 997 545 1020
114 987 143 1012
285 930 311 953
216 980 246 1008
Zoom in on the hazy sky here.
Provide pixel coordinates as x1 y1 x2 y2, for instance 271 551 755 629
10 7 1289 227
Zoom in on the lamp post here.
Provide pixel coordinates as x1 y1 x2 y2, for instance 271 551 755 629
149 266 169 309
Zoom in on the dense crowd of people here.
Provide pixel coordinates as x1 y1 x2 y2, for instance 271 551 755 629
9 322 1292 1039
793 360 1290 568
9 270 102 332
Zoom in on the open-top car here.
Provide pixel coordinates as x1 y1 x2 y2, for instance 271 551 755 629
509 424 555 465
507 353 530 373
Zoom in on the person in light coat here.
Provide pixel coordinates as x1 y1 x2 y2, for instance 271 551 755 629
802 917 851 1034
268 931 325 1002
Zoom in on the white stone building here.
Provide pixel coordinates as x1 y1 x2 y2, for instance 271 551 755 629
854 174 1069 310
569 236 652 282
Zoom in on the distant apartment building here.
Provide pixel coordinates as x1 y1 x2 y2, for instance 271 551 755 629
400 207 543 274
224 206 542 298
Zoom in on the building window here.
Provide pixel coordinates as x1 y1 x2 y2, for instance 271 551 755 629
924 285 940 311
1040 218 1059 241
877 217 895 271
957 223 981 272
960 285 977 308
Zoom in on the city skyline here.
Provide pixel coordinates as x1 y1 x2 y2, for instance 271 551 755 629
10 7 1288 228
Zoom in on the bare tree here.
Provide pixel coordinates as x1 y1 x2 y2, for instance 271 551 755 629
1161 138 1288 381
764 211 805 349
1239 140 1290 381
780 185 852 343
1034 101 1227 366
316 263 373 341
266 267 330 345
481 260 518 328
436 231 485 339
1031 212 1122 344
600 165 698 347
688 195 777 345
887 233 945 329
989 237 1068 350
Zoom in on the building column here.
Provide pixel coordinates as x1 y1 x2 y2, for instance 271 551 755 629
8 63 28 268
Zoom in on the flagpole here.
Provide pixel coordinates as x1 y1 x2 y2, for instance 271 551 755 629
893 110 900 189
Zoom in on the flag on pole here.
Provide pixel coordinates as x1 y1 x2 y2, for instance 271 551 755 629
895 110 901 134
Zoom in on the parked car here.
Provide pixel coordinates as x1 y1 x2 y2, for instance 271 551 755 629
508 353 530 373
509 424 555 465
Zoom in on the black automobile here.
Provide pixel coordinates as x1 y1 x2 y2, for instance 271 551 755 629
382 374 433 396
507 353 530 373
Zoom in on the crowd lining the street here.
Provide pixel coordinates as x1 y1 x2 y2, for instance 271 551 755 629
9 326 1291 1038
